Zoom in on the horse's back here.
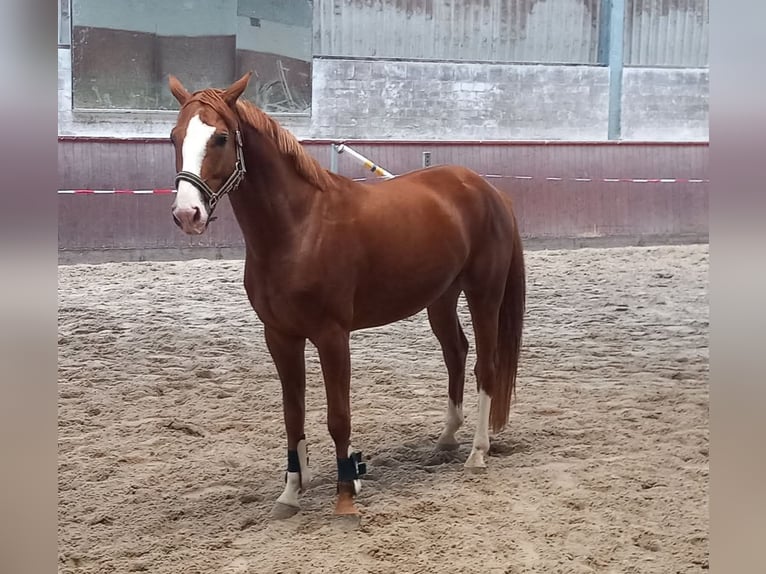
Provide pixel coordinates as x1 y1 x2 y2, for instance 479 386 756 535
373 164 512 212
361 162 497 202
369 164 517 243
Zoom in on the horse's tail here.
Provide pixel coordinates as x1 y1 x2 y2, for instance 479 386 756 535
489 208 526 434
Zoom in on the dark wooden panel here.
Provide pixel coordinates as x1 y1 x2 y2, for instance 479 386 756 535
58 140 175 190
58 140 708 256
58 194 243 251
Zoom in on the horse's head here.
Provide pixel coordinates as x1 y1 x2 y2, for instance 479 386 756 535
168 72 252 235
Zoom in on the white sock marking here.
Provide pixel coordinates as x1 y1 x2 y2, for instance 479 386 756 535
474 390 491 450
466 390 491 468
447 400 464 429
437 399 463 445
176 114 215 211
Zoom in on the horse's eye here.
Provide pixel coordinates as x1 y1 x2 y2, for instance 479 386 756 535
213 133 228 146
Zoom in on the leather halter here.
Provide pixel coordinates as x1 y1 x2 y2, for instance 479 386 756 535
174 129 246 217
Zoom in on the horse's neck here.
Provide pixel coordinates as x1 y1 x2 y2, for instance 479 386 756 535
228 132 319 258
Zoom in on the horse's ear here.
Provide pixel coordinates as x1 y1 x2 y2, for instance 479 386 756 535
223 72 253 108
168 75 191 105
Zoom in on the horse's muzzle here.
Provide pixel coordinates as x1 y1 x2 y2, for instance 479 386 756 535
171 205 206 235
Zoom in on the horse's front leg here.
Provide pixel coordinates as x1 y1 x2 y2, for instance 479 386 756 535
314 326 365 516
264 325 309 518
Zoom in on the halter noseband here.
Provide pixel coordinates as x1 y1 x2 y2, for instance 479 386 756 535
174 129 246 217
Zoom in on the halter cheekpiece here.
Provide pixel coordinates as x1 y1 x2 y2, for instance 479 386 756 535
174 129 246 217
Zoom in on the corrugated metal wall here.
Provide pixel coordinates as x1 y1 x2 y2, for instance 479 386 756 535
314 0 604 64
624 0 709 67
313 0 708 67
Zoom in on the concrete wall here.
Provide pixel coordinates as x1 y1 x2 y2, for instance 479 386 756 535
59 49 708 141
309 59 610 140
621 67 709 141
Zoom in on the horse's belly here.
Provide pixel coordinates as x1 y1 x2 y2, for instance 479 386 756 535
351 295 442 330
350 263 459 330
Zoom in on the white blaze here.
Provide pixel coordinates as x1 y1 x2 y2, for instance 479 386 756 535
176 114 215 211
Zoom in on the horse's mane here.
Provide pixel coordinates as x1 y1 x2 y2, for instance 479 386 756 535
188 89 334 191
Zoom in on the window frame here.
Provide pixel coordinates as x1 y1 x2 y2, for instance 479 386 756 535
58 0 71 48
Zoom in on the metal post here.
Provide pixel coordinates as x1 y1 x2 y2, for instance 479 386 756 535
607 0 625 140
330 143 339 173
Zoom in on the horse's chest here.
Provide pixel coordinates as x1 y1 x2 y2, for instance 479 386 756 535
242 266 337 333
243 274 290 320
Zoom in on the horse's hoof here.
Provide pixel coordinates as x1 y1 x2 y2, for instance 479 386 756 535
435 439 460 451
464 463 488 474
334 489 359 513
271 501 300 520
464 449 488 473
333 504 360 517
332 493 361 530
332 511 362 530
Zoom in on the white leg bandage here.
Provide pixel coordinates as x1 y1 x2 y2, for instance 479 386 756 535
276 438 310 508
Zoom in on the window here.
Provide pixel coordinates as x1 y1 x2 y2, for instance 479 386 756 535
70 0 313 113
237 0 313 113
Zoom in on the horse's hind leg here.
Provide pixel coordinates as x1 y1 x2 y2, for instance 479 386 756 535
427 285 468 450
463 288 503 471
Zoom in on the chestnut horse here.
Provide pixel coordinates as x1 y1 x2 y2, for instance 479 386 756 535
167 73 525 518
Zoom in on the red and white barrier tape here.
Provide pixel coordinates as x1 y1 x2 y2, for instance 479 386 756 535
353 175 710 183
58 175 708 194
485 175 709 183
59 189 175 194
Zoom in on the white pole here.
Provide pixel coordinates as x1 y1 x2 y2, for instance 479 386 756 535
333 143 395 179
329 143 338 173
